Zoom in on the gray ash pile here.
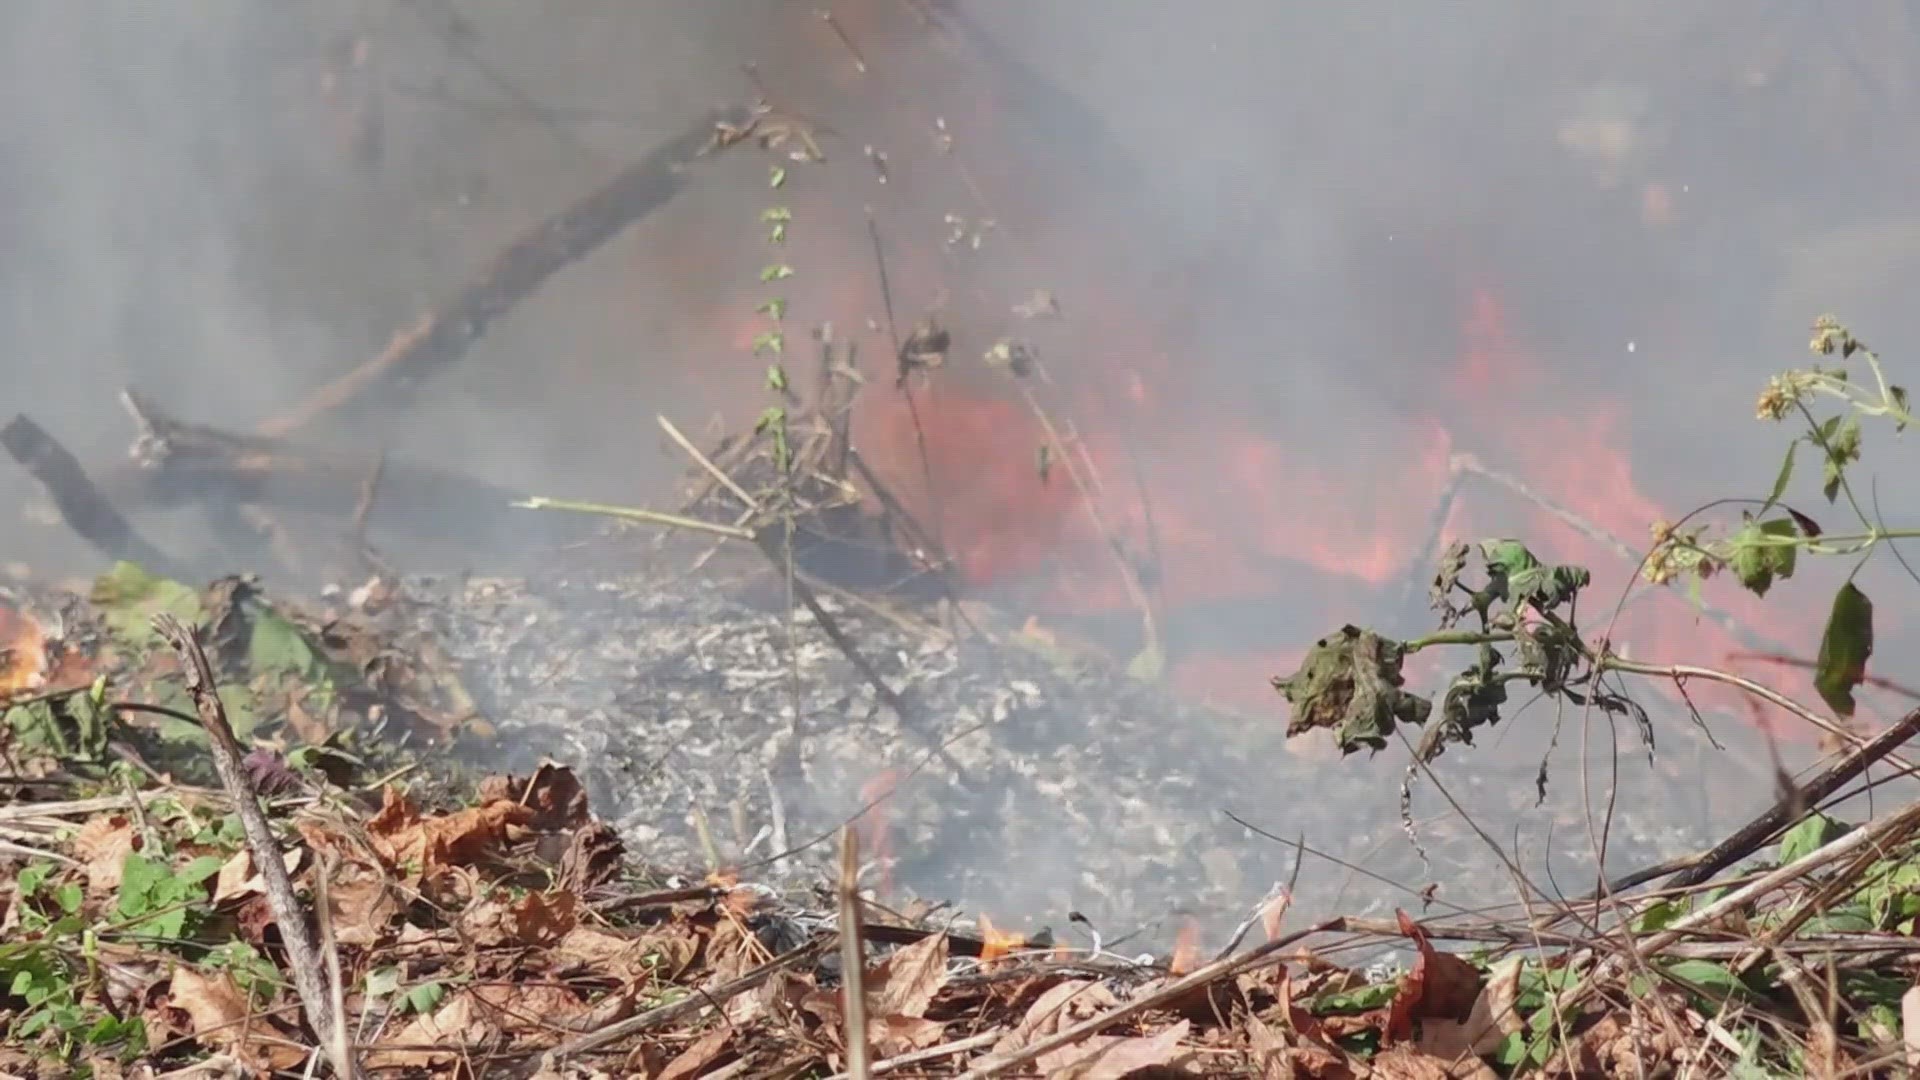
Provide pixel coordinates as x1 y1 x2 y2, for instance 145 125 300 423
392 565 1733 944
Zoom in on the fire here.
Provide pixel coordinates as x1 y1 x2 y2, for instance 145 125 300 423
0 603 49 697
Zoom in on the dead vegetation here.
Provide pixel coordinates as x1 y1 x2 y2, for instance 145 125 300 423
5 5 1920 1076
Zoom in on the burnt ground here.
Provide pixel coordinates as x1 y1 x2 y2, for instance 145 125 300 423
378 560 1758 947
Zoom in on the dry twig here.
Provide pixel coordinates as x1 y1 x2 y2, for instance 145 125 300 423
151 614 358 1078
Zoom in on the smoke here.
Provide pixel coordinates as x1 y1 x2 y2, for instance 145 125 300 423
5 0 1920 926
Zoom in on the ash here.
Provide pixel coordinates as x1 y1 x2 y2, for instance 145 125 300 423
400 568 1734 942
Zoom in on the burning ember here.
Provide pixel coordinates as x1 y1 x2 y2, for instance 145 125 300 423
0 601 50 696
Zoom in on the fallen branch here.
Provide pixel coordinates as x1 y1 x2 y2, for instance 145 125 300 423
2 414 185 577
151 614 356 1078
257 109 739 438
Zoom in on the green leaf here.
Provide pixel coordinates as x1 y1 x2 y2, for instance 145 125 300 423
1634 897 1689 933
1477 539 1589 611
1891 385 1909 431
404 980 447 1015
175 855 224 888
90 562 203 650
769 164 787 188
1309 980 1400 1014
1663 958 1746 1002
1820 415 1862 502
249 608 324 683
1728 517 1799 597
759 206 792 223
765 364 788 392
1763 440 1798 509
752 330 785 357
1815 582 1873 717
756 297 787 321
759 263 794 282
1778 812 1848 865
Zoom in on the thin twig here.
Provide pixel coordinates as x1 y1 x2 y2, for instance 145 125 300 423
514 496 757 540
545 938 827 1061
659 414 761 512
152 614 357 1079
838 826 872 1080
1598 707 1920 895
953 918 1345 1080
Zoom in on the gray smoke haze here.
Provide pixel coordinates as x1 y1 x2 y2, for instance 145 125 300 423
4 1 1918 925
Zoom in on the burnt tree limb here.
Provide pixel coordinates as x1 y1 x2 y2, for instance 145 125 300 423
258 109 745 439
2 413 186 577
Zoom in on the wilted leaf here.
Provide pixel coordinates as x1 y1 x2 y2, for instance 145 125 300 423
1036 1018 1189 1080
868 1014 947 1057
1274 626 1431 754
867 932 949 1019
1815 582 1873 717
210 846 307 906
91 562 202 650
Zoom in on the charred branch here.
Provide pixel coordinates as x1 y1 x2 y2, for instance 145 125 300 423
2 413 186 578
257 108 746 439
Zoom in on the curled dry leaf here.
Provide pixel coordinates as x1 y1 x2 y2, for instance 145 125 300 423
477 762 592 831
553 923 697 983
1386 909 1482 1043
866 931 949 1019
868 1014 947 1057
366 784 535 883
556 820 625 893
73 813 140 893
166 966 306 1072
1035 1018 1191 1080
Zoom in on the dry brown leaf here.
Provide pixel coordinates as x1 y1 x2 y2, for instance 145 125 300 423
283 694 332 744
367 989 497 1070
366 785 535 882
322 858 399 947
1368 1044 1498 1079
1035 1018 1191 1079
460 888 578 948
867 931 949 1019
554 923 696 983
73 814 139 893
210 847 306 905
1543 1010 1679 1079
166 966 305 1072
556 821 625 893
869 1014 947 1057
657 1026 733 1080
1247 1013 1354 1080
475 762 592 831
996 980 1123 1054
